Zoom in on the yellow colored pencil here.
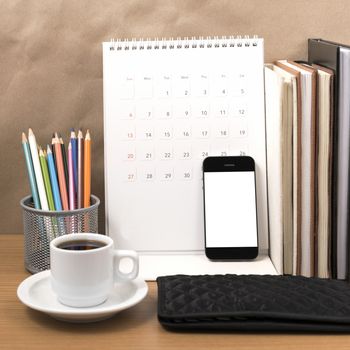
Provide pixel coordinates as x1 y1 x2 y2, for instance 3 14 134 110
39 148 55 211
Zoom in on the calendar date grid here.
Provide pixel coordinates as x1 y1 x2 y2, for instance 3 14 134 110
114 71 251 183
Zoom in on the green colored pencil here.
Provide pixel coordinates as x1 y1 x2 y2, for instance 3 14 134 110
39 148 55 211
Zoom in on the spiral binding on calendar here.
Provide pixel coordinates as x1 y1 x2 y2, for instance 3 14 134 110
108 35 260 51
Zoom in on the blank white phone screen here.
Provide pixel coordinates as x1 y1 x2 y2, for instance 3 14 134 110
204 171 257 247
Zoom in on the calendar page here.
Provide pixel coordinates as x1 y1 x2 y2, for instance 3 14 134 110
103 37 268 253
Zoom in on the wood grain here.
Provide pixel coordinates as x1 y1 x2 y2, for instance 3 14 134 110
1 234 350 349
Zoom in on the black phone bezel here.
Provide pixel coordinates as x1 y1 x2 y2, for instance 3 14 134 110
202 156 259 260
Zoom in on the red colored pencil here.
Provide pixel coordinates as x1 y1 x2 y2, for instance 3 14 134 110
53 134 69 210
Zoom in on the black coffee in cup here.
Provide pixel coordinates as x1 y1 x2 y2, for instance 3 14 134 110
57 240 107 251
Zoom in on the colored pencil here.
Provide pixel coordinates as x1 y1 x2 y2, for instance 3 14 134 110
39 148 55 211
53 135 69 210
51 134 56 166
68 141 75 210
22 133 41 209
77 129 84 209
59 134 69 192
28 129 49 210
83 130 91 208
22 128 93 212
47 145 62 211
70 129 78 198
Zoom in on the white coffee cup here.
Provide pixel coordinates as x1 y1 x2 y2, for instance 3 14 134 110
50 233 139 308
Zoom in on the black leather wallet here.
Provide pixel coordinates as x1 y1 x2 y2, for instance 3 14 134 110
157 274 350 332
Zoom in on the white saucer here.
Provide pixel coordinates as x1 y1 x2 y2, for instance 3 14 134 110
17 270 148 323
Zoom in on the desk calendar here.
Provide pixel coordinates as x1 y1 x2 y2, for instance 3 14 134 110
103 37 274 278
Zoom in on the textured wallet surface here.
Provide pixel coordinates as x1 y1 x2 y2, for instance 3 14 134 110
157 274 350 331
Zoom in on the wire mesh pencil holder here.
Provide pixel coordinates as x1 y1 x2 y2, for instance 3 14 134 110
20 195 100 274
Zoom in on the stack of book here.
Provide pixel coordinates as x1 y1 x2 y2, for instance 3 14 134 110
265 38 350 280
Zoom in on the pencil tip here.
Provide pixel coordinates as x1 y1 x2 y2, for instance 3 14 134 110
28 128 33 135
22 132 27 142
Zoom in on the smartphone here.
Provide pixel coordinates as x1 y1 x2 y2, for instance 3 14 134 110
203 156 258 260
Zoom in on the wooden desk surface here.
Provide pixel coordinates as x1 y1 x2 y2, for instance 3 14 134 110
1 234 350 349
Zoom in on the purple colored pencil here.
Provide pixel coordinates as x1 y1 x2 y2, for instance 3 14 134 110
68 141 75 210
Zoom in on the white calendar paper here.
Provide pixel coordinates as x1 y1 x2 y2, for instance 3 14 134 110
103 37 269 256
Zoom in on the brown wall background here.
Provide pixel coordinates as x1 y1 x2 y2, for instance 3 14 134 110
1 0 349 233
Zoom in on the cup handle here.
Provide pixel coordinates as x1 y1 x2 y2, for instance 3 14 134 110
113 250 139 282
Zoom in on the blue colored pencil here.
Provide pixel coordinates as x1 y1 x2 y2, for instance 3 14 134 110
70 129 78 196
46 145 62 211
22 133 41 209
